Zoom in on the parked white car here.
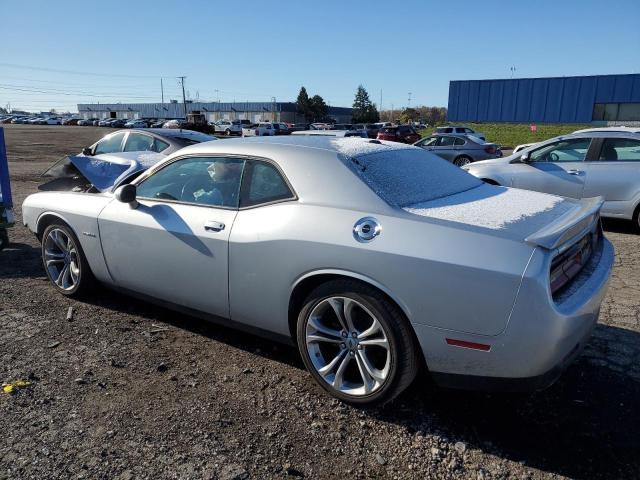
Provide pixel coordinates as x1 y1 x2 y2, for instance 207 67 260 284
212 119 251 136
125 119 148 129
44 117 62 125
242 122 277 137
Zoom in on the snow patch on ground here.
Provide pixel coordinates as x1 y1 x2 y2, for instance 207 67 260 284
404 184 574 232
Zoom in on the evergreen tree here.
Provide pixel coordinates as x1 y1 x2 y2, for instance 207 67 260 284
309 95 328 121
352 85 379 123
296 86 312 121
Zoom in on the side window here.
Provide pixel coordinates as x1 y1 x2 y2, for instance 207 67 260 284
137 157 245 208
152 138 170 153
240 161 294 207
124 133 154 152
599 138 640 162
423 137 438 147
454 137 466 146
94 132 126 154
438 136 456 147
529 138 591 163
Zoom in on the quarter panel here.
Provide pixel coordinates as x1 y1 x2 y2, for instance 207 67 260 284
23 192 114 282
228 203 534 337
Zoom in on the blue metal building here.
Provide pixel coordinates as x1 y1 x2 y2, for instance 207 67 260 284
447 74 640 124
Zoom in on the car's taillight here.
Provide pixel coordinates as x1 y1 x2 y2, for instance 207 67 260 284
484 146 497 154
550 233 593 298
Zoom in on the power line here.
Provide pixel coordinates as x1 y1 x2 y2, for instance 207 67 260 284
0 84 157 99
0 62 173 79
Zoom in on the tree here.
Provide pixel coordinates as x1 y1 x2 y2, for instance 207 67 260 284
351 85 379 123
296 86 312 121
399 107 419 124
309 95 328 121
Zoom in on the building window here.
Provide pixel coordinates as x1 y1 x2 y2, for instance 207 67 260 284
593 103 640 121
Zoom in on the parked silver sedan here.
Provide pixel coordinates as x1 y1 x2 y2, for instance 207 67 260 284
23 137 613 405
464 127 640 229
414 134 502 166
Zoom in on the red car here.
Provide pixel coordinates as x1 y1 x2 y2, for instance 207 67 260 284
376 125 421 144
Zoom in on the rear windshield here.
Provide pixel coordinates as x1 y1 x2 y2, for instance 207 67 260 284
343 148 482 207
173 132 216 143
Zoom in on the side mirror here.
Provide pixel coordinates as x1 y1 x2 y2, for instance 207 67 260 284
114 184 137 207
82 147 93 156
511 152 530 164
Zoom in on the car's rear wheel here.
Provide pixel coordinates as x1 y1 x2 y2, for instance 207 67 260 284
41 222 94 297
296 279 419 406
453 155 472 167
225 129 231 136
634 206 640 232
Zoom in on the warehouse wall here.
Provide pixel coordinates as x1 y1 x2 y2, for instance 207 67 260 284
448 74 640 123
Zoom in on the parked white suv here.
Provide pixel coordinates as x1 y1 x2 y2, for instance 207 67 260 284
212 119 251 136
242 122 278 137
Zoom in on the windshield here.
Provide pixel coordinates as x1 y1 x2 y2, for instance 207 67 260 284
343 148 481 207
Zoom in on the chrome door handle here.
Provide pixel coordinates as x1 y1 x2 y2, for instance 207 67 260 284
204 221 225 232
567 169 584 176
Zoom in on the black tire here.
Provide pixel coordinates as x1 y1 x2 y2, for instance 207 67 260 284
453 155 472 167
634 206 640 233
296 279 419 406
41 222 95 297
225 129 231 136
0 229 8 251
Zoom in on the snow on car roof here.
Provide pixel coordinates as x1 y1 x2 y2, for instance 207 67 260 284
404 184 573 233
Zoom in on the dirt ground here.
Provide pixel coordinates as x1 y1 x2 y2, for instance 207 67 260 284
1 124 639 480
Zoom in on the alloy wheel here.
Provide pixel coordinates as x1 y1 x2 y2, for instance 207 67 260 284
43 228 80 291
305 296 391 397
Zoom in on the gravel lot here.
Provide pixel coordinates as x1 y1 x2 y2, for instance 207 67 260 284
1 124 639 480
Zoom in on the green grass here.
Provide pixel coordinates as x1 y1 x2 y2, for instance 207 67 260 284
418 123 593 149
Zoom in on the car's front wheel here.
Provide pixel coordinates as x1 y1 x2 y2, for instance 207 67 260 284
296 279 419 406
225 129 231 136
41 222 94 297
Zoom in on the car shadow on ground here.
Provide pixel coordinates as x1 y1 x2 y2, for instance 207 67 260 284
0 242 42 279
85 287 640 479
602 218 637 235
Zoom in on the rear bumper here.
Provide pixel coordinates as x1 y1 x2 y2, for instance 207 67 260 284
414 238 614 392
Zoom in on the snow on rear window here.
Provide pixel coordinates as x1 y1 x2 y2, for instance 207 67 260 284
336 143 482 207
404 184 573 232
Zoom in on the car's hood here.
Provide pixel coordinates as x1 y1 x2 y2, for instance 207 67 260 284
403 184 584 244
42 151 165 192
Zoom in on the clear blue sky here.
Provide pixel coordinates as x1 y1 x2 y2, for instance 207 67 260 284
2 0 639 113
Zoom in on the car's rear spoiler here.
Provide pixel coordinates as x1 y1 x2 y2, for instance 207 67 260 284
525 196 604 250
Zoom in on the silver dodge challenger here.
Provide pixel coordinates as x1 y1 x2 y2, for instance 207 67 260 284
22 136 614 405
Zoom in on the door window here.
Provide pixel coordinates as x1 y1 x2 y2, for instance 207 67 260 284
529 138 591 163
599 138 640 162
124 133 155 152
438 136 456 147
94 132 126 154
454 137 466 146
240 161 294 207
137 157 245 208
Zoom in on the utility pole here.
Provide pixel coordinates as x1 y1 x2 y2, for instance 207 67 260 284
160 78 164 104
379 89 382 114
178 76 187 119
408 92 412 108
271 96 276 122
391 103 394 124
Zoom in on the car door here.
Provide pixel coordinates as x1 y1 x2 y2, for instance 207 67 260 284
511 137 592 199
582 137 640 218
98 155 245 318
429 135 457 161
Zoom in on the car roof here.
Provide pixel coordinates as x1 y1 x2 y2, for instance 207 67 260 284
572 126 640 134
169 135 412 159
